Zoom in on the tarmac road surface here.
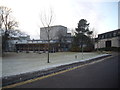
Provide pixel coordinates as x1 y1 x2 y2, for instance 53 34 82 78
4 53 119 88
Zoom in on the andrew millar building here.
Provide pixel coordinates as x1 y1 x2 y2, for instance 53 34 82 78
95 29 120 51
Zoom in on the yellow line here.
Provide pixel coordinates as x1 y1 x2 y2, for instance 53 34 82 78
2 65 84 89
2 55 113 89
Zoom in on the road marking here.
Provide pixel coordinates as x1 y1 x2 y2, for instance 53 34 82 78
2 55 113 89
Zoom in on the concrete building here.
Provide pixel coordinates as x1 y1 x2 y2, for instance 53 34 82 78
95 29 120 51
16 40 59 53
16 25 73 52
1 25 72 52
0 29 30 52
7 34 30 51
40 25 67 40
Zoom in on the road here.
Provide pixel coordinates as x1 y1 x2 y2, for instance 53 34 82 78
7 53 120 88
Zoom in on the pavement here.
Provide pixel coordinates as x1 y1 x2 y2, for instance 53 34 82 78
14 53 119 88
2 52 108 77
1 51 112 87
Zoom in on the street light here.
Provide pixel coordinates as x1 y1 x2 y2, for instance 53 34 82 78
47 26 50 63
81 34 84 59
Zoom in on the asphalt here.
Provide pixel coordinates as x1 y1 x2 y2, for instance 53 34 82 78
2 53 113 88
13 52 119 88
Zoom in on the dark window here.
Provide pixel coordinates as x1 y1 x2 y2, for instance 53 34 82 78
118 31 120 36
109 33 112 38
105 34 107 38
106 40 111 47
113 32 116 36
102 35 104 39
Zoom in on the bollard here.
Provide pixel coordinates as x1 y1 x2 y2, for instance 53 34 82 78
75 55 77 59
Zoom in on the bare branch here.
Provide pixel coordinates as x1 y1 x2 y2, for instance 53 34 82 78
48 9 53 26
44 11 49 26
0 6 18 30
39 8 55 63
40 13 46 27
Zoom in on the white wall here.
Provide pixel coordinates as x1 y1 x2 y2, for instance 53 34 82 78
112 37 120 47
95 36 120 49
40 25 67 40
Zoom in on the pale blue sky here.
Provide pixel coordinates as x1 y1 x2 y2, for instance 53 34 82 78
96 2 118 31
0 0 119 39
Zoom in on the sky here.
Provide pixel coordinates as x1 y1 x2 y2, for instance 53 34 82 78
0 0 119 39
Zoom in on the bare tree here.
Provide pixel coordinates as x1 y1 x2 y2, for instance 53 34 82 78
0 6 18 52
0 6 18 31
40 8 55 63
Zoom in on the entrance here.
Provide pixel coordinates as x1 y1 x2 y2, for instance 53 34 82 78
106 40 111 47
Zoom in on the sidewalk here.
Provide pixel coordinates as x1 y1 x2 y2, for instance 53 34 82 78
2 52 109 78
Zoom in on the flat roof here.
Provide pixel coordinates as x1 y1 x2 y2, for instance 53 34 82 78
98 29 120 36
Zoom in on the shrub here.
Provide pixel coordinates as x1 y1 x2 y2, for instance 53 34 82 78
97 47 120 52
70 46 80 52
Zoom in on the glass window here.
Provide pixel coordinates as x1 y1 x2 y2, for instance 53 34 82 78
105 34 107 38
118 31 120 36
102 35 104 39
113 32 116 36
109 33 112 37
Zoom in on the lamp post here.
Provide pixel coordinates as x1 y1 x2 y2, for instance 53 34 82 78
47 26 50 63
81 34 84 59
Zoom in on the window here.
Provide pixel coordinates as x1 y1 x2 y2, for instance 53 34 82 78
118 31 120 36
102 35 104 39
105 34 107 38
109 33 112 38
113 32 116 36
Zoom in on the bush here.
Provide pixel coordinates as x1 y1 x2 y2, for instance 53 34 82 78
70 45 94 52
70 46 80 52
83 46 94 52
97 47 120 52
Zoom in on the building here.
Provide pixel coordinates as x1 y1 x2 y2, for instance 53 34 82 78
1 25 73 52
0 29 4 54
7 34 30 51
0 29 30 52
16 40 59 53
16 25 73 52
40 25 67 40
95 29 120 51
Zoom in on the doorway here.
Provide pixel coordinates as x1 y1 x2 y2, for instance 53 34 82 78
106 40 111 47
